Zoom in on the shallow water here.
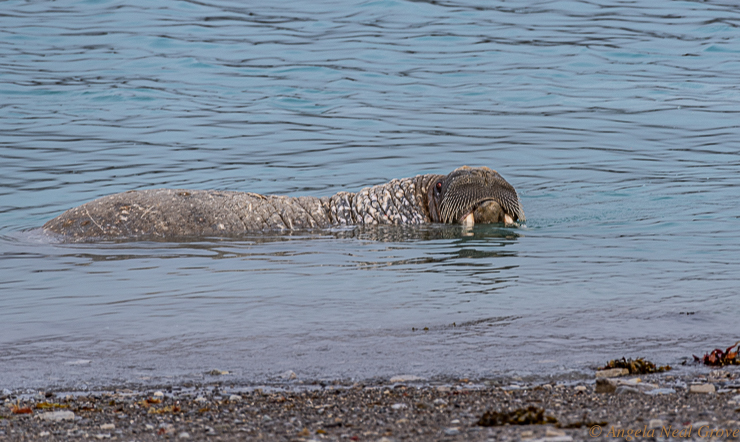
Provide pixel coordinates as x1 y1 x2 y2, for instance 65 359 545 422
2 0 740 389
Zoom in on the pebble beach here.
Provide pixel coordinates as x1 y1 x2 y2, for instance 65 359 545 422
3 370 739 441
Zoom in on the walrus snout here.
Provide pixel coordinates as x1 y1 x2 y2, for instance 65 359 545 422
473 200 514 224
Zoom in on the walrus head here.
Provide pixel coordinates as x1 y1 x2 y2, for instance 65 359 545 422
427 166 525 226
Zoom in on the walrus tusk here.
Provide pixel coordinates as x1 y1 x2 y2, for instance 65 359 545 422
504 214 514 224
461 212 475 228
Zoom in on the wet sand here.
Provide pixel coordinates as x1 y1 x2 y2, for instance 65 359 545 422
2 370 739 441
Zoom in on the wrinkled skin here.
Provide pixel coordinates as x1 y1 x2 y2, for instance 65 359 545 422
43 166 525 241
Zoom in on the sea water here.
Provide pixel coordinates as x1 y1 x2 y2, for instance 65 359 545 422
1 0 739 389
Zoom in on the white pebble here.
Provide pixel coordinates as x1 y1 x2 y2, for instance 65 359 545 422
100 423 115 430
194 396 207 403
390 375 425 383
645 388 676 395
178 432 190 439
229 394 243 401
689 383 716 394
152 391 164 398
37 411 75 421
546 428 567 437
391 403 407 410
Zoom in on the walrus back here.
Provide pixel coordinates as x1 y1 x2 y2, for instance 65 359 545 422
43 189 332 240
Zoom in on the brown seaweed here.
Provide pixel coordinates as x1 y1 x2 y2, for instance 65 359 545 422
601 357 671 374
693 341 740 366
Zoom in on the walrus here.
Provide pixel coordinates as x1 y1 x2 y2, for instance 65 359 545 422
43 166 525 240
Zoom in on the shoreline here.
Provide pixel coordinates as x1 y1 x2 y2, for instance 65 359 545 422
2 370 739 441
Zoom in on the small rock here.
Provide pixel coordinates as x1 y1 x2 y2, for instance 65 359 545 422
194 396 207 403
520 430 534 438
390 375 425 383
208 369 229 376
615 386 641 395
635 382 658 392
546 428 566 437
376 438 395 442
391 403 408 410
595 368 629 378
262 415 272 422
444 427 460 436
645 388 676 396
733 394 740 402
152 391 164 398
432 398 448 405
693 420 711 428
280 370 297 380
145 424 154 430
574 386 587 392
648 419 664 429
689 383 716 394
100 423 115 430
39 432 50 437
595 378 617 394
674 380 687 390
178 432 190 439
436 386 451 392
38 411 75 421
450 419 460 424
2 388 11 396
229 394 243 402
710 370 730 379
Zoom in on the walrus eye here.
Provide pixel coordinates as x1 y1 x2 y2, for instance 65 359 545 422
435 182 442 193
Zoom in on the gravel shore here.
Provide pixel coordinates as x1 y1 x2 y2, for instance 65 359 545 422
2 371 739 441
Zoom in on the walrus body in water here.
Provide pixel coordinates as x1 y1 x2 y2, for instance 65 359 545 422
43 166 525 240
